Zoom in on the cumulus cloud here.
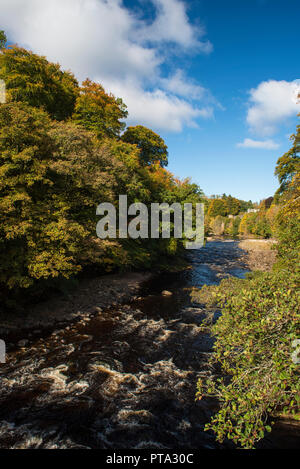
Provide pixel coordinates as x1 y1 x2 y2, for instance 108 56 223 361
101 78 211 131
247 80 300 136
237 138 280 150
0 0 215 132
160 69 206 100
139 0 212 52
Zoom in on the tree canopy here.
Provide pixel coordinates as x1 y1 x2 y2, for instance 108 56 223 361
72 79 128 140
275 119 300 195
207 198 228 217
122 125 168 167
0 39 204 302
0 46 79 120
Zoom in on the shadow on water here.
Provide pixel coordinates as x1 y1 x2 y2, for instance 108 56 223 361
0 241 298 449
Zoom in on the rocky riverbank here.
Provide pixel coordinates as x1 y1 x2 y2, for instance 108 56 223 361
0 272 151 349
238 239 277 271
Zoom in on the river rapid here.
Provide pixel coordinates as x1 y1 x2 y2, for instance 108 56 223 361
0 240 297 449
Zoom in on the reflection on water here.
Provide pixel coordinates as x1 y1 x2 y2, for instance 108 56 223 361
0 241 297 449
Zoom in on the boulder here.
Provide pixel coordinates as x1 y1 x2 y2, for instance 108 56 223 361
161 290 173 297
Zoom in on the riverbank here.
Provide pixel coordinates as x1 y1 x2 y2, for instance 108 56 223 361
238 239 277 271
0 272 152 348
0 238 276 347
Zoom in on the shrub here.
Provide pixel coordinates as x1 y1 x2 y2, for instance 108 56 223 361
194 270 300 448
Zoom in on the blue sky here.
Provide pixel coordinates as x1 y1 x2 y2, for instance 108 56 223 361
2 0 299 201
161 0 300 201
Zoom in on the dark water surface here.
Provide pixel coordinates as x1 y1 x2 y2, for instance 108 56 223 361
0 241 298 449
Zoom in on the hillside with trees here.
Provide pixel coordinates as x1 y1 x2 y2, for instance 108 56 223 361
205 192 282 239
0 35 204 307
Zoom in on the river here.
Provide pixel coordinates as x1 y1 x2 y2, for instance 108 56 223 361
0 240 298 449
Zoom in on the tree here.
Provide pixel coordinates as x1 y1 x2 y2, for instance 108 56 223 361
207 198 228 217
0 42 207 303
0 30 6 49
240 199 254 212
0 102 119 292
275 116 300 270
224 194 241 215
73 79 128 140
122 125 168 167
0 46 79 120
275 118 300 195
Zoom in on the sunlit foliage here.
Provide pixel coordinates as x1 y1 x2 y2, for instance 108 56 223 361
0 46 79 120
122 125 168 167
0 37 203 303
72 79 128 140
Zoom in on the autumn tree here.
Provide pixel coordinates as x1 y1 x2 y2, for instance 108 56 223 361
72 79 128 140
0 44 205 302
275 116 300 269
223 194 241 215
0 102 121 292
240 199 254 212
0 46 79 120
207 198 228 217
275 118 300 196
122 125 168 167
0 102 62 290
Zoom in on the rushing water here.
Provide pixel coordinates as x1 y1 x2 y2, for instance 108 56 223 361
0 241 298 449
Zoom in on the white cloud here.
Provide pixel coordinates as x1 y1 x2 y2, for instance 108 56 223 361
0 0 215 132
139 0 212 52
0 0 160 82
247 80 300 136
100 77 213 132
161 69 206 100
237 138 280 150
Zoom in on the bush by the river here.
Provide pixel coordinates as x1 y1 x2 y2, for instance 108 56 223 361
194 115 300 448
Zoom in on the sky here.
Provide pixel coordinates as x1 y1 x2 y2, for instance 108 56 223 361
1 0 299 201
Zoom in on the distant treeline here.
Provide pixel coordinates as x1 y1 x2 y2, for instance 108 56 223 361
205 194 282 239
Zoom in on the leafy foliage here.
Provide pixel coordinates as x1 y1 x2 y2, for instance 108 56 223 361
275 123 300 195
122 125 168 167
72 79 128 140
194 271 300 448
274 173 300 272
0 46 79 120
0 103 120 291
206 195 255 237
207 198 228 217
0 38 204 303
239 211 273 238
